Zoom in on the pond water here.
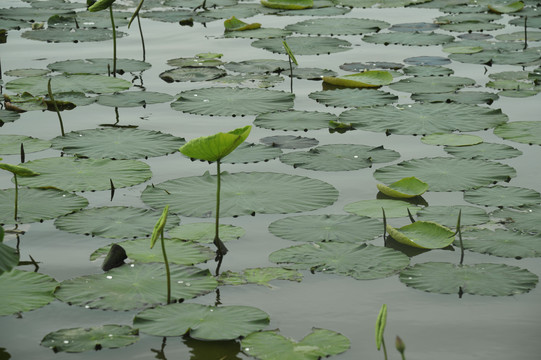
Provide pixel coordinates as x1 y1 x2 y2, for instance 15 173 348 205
1 0 541 359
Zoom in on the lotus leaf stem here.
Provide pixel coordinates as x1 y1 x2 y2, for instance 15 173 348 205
137 14 146 61
160 230 171 304
47 79 65 136
13 174 18 222
214 160 228 276
110 5 117 77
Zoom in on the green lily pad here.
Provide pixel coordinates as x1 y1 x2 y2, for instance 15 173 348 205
224 59 291 74
492 205 541 235
44 91 96 107
251 36 351 56
464 185 541 207
96 91 174 107
51 128 184 159
224 16 261 31
285 17 389 35
460 229 541 259
377 177 429 198
261 0 313 10
399 262 538 296
488 1 524 14
308 88 398 108
3 93 47 112
280 144 400 171
0 135 51 154
442 45 484 54
0 230 18 275
290 67 338 80
213 74 284 88
260 135 318 149
421 133 483 146
322 71 393 88
269 214 382 243
241 328 350 360
41 325 139 353
133 303 270 339
159 67 227 83
4 68 51 77
222 143 283 164
363 32 454 46
254 110 336 131
444 142 522 160
275 2 351 16
219 267 303 286
0 110 20 124
0 269 58 316
21 28 127 43
411 91 499 105
269 243 409 280
224 27 293 39
168 223 245 243
171 87 294 116
496 31 541 42
344 199 422 218
494 121 541 145
374 157 516 192
389 76 476 94
54 206 180 239
16 157 152 192
141 172 338 217
47 58 151 74
180 125 251 162
387 221 455 249
55 263 217 310
0 7 74 23
167 57 224 68
416 205 489 228
403 65 454 77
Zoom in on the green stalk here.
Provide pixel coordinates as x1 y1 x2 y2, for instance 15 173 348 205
288 55 293 93
160 231 171 304
13 174 18 222
214 160 228 275
137 14 146 61
47 79 65 136
382 338 388 360
109 5 117 77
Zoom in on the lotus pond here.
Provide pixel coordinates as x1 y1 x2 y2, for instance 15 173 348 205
1 0 541 359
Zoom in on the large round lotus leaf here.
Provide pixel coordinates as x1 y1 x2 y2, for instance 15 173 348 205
219 267 303 286
492 205 541 234
374 157 516 192
0 110 20 124
494 121 541 145
221 143 282 164
0 135 50 154
363 32 454 46
344 199 421 218
47 58 151 74
399 262 538 296
444 142 522 160
280 144 400 171
0 269 58 316
308 88 398 108
464 185 541 207
338 103 508 135
450 48 541 66
159 67 226 83
254 110 336 131
416 205 489 228
322 71 393 88
421 133 483 146
21 28 127 43
198 4 262 20
96 91 174 107
377 177 429 198
269 214 382 243
133 303 270 339
16 157 151 192
496 31 541 42
411 91 499 105
291 67 338 80
441 44 484 54
389 76 476 94
168 223 245 243
440 22 505 32
141 9 195 23
269 243 409 280
0 188 88 225
224 27 293 39
404 56 450 66
251 36 352 55
259 136 318 150
51 128 184 160
460 229 541 259
0 7 74 22
389 22 439 32
213 74 284 88
54 206 180 239
403 65 454 77
387 221 455 249
435 12 502 24
171 87 294 116
55 263 217 310
4 68 51 77
40 325 139 353
224 59 291 74
6 74 131 96
285 17 389 35
241 328 350 360
142 172 338 217
275 3 351 16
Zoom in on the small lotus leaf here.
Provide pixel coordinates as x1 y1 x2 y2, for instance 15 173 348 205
168 223 245 243
47 58 151 74
285 17 389 35
389 76 476 94
492 205 541 234
221 143 282 164
251 36 351 56
224 27 293 39
416 205 489 228
387 221 455 249
180 125 251 162
412 91 498 105
224 16 261 31
464 185 541 207
4 68 51 77
97 91 173 107
494 121 541 145
213 74 284 88
404 56 450 66
167 57 224 68
309 88 398 108
377 177 428 198
159 67 226 83
0 110 20 124
488 1 524 14
421 133 483 146
224 59 291 74
21 28 127 43
444 142 522 160
403 65 453 77
219 267 303 286
322 71 393 88
261 0 313 10
260 135 318 149
134 303 270 339
363 32 454 46
254 110 336 131
274 4 351 16
389 22 438 32
344 199 421 218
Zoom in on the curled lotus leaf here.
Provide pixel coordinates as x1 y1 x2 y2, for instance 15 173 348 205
261 0 313 10
224 16 261 31
386 221 455 249
322 71 393 88
179 125 251 162
377 177 428 198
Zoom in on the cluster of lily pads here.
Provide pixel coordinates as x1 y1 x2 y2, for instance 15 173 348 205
1 0 541 358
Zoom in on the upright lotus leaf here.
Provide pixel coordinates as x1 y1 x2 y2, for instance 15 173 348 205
488 1 524 14
261 0 313 10
134 303 270 340
377 177 428 198
322 71 393 88
219 267 303 287
179 125 251 162
0 163 39 177
386 221 455 249
41 325 139 353
88 0 116 12
241 328 350 360
224 16 261 31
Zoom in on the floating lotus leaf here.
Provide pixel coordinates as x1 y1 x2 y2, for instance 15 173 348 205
274 3 351 16
141 9 198 23
219 267 303 286
200 4 263 20
0 110 20 124
261 0 313 10
334 0 431 7
269 243 409 280
498 89 541 98
411 91 499 105
260 135 318 149
399 262 538 296
403 65 454 77
338 103 508 135
374 157 515 192
416 205 489 228
222 143 282 164
494 121 541 145
47 58 151 74
241 328 350 360
213 74 284 88
168 223 245 243
440 22 505 32
165 0 237 6
21 28 127 43
340 61 403 72
486 79 534 91
67 10 130 28
0 135 50 154
404 56 450 66
251 36 351 55
90 238 214 265
322 71 393 88
387 221 455 249
363 32 454 46
268 214 382 243
464 185 541 207
254 110 336 131
444 142 522 160
224 59 291 74
40 325 139 353
460 229 541 259
51 128 184 159
180 125 251 162
3 93 47 112
377 177 428 198
344 199 421 218
6 74 131 96
0 230 18 275
285 17 388 35
141 172 338 217
389 76 475 94
389 22 439 32
492 205 541 234
171 87 294 116
450 48 541 66
159 67 226 83
55 263 217 311
224 26 293 39
167 57 224 68
442 45 484 54
496 31 541 42
435 12 502 23
134 303 270 339
44 91 97 107
16 157 151 191
0 188 88 225
290 67 337 80
492 2 526 14
54 206 180 239
4 68 51 77
308 88 398 107
0 7 74 22
0 269 58 316
509 14 541 28
224 16 261 31
421 133 483 146
96 91 174 107
280 144 400 171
